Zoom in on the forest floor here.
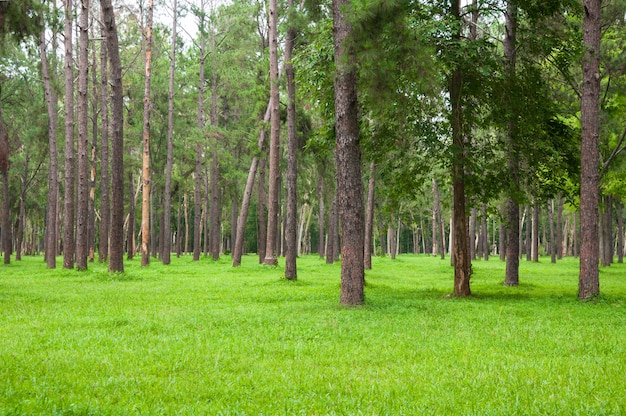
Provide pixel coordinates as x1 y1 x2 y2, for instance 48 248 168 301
1 254 625 415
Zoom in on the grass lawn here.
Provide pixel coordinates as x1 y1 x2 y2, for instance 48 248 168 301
1 254 625 415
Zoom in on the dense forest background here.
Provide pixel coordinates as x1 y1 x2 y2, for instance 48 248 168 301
0 0 623 301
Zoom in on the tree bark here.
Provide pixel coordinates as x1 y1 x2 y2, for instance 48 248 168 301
469 207 476 260
449 0 470 296
333 0 364 304
162 0 177 265
432 178 445 259
364 161 375 269
579 0 601 299
525 204 531 261
127 169 136 260
317 166 326 259
101 0 125 273
503 0 519 286
532 198 539 262
263 0 281 266
75 0 90 271
326 194 337 265
232 99 271 266
481 203 489 261
257 157 268 263
194 4 206 262
63 0 75 269
549 200 556 264
284 0 298 279
140 0 153 267
41 29 59 268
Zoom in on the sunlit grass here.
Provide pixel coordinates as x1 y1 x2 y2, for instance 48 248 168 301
1 254 625 414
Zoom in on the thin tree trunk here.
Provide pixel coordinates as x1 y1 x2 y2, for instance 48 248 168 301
257 157 268 263
127 169 135 260
162 0 177 265
481 203 489 261
1 170 9 265
617 200 623 263
63 0 75 269
532 199 539 262
549 200 556 264
140 0 154 266
284 0 298 279
88 19 97 263
317 167 326 259
499 218 506 262
525 204 531 261
41 29 59 268
469 207 476 260
432 178 445 259
326 194 337 265
364 161 375 269
263 0 281 266
579 0 601 299
194 4 206 262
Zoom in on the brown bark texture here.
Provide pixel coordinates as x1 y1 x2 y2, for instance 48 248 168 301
364 162 375 270
579 0 601 299
333 0 365 305
63 0 75 269
140 0 153 267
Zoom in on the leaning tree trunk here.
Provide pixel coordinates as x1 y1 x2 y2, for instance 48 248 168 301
76 0 90 271
503 0 519 286
63 0 75 270
333 0 365 304
140 0 154 267
162 0 177 265
102 0 125 273
40 29 59 268
263 0 281 266
578 0 601 299
232 99 271 266
284 0 298 280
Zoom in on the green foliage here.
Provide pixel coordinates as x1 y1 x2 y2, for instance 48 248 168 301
2 255 626 414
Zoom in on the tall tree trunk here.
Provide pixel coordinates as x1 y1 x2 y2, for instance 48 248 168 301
41 29 59 268
450 0 470 296
317 166 326 259
63 0 75 269
432 178 445 259
364 161 375 269
503 0 519 286
89 18 97 263
284 0 298 279
232 100 271 266
579 0 601 299
102 0 124 272
0 101 9 265
162 0 177 265
194 3 206 262
264 0 281 266
140 0 153 267
208 17 221 262
98 22 109 263
75 0 90 271
333 0 364 304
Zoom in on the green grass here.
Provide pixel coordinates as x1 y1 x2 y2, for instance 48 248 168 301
1 254 625 415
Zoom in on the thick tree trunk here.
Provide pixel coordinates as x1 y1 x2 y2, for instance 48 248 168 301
579 0 601 299
284 0 298 279
333 0 364 304
364 162 375 269
63 0 75 269
75 0 90 271
140 0 153 267
41 30 59 268
101 0 125 273
450 0 470 296
503 0 519 286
